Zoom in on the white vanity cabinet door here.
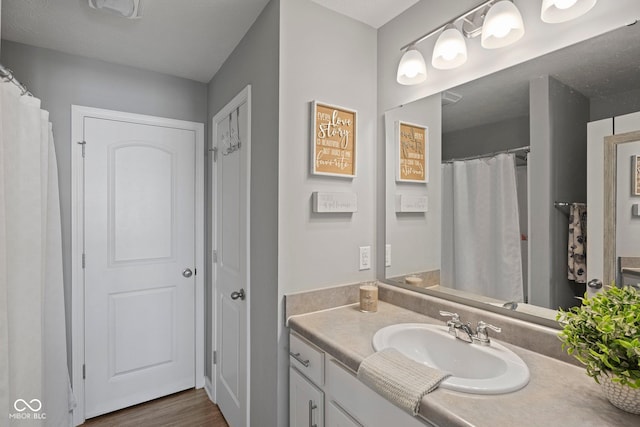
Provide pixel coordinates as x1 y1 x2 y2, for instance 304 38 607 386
290 366 324 427
327 401 363 427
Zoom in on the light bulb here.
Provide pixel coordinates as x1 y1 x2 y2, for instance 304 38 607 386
432 26 467 70
541 0 597 23
481 1 525 49
554 0 578 10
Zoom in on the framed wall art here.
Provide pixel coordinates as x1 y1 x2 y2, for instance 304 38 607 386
311 101 357 178
397 121 428 183
634 155 640 196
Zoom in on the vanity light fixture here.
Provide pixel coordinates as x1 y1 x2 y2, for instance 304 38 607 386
397 45 428 85
540 0 597 23
88 0 142 19
396 0 525 85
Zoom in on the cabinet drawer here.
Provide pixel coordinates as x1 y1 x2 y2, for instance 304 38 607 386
290 333 325 386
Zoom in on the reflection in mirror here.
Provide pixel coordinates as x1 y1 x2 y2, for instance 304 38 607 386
384 23 640 325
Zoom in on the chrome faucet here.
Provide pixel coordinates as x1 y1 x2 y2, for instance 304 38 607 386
439 311 502 345
439 311 474 343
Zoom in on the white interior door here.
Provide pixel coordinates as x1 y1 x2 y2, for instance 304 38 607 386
213 87 250 427
83 117 197 418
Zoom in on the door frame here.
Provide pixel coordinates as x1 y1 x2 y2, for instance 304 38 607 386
71 105 205 426
210 85 251 425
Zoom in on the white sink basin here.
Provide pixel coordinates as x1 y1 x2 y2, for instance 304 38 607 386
372 323 530 394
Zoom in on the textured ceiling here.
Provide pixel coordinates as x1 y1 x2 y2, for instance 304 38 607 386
1 0 271 83
443 23 640 133
2 0 418 83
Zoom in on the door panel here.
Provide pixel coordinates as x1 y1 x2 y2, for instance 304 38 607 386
84 117 196 418
111 144 175 263
214 92 250 427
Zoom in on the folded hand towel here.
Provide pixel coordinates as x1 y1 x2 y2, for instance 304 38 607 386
568 203 587 283
357 348 450 416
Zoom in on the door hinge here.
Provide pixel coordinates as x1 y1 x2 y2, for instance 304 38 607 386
212 250 218 263
77 141 86 158
213 351 217 365
82 253 86 269
209 147 218 162
83 364 86 380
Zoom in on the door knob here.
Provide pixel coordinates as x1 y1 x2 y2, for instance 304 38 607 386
182 268 193 278
231 288 245 300
587 279 602 289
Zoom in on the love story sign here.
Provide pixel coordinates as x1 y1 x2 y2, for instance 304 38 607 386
311 101 357 177
397 121 428 183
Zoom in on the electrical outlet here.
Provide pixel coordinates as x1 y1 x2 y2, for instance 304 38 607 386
385 244 391 267
359 246 371 270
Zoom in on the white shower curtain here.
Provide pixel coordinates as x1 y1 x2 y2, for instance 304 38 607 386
0 81 71 425
441 153 524 302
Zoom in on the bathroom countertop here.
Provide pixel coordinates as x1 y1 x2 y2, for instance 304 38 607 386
288 301 639 427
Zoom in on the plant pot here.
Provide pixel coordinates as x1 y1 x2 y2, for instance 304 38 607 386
600 373 640 414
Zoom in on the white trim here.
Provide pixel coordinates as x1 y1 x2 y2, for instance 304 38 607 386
71 105 205 425
211 85 252 427
204 376 215 403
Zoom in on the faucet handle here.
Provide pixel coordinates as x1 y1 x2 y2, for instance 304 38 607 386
439 311 460 321
474 321 501 345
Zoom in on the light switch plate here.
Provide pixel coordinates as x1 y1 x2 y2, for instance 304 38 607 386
359 246 371 270
385 244 391 267
633 204 640 217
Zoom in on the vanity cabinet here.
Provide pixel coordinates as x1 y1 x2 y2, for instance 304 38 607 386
290 366 324 427
289 332 434 427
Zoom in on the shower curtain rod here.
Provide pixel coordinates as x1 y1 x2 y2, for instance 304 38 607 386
0 63 32 97
443 146 530 164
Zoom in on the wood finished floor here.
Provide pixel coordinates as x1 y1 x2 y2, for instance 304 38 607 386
81 388 229 427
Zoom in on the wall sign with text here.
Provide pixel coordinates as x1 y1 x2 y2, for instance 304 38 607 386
634 155 640 196
311 101 357 177
397 121 428 183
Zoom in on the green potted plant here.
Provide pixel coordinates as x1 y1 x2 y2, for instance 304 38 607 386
557 285 640 414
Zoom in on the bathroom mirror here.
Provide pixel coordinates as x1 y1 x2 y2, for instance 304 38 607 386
383 23 640 326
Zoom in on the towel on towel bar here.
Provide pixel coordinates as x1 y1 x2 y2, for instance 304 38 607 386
568 203 587 283
357 348 450 416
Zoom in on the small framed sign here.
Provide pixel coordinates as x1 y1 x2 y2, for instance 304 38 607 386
397 121 428 183
634 155 640 196
311 101 357 178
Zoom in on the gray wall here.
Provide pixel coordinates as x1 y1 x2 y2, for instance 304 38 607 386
207 0 280 425
442 116 530 161
530 76 589 309
277 1 377 423
1 40 207 372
